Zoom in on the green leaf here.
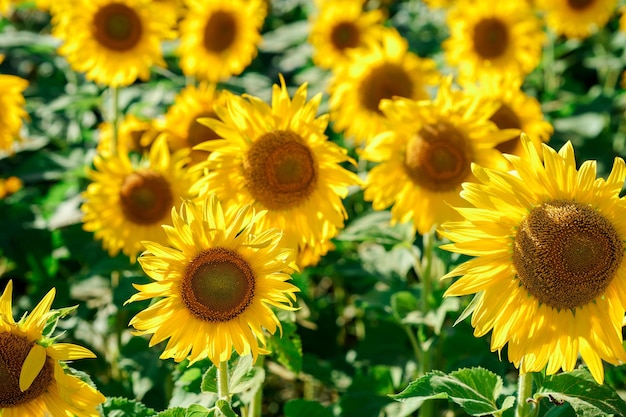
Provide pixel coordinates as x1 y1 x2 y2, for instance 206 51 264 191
186 404 215 417
390 291 419 322
155 407 186 417
391 368 515 416
201 365 218 394
215 400 238 417
284 399 333 417
268 319 303 374
536 368 626 417
101 397 156 417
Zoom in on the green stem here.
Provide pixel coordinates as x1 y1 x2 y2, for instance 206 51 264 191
248 356 264 417
110 86 120 152
218 361 230 402
418 230 435 417
543 30 558 97
515 371 534 417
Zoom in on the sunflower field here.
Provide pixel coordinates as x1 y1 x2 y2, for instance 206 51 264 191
3 0 626 416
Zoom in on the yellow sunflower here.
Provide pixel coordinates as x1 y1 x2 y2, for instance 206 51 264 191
361 77 517 235
463 75 553 157
177 0 266 82
0 281 105 417
191 77 362 268
308 0 386 71
81 136 198 262
96 113 161 154
440 135 626 384
126 195 299 365
329 28 441 145
163 82 227 165
52 0 173 87
443 0 544 84
0 176 23 199
0 72 28 153
537 0 617 39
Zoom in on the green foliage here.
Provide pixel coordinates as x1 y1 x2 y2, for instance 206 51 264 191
101 397 156 417
284 399 334 417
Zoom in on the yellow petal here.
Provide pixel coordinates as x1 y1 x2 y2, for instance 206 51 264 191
20 344 47 392
48 343 96 361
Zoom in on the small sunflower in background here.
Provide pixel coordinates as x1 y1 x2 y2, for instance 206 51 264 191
444 0 544 84
537 0 617 39
308 0 386 71
0 176 23 199
81 136 198 262
361 77 518 235
127 195 300 365
191 77 361 268
0 70 28 153
440 135 626 384
177 0 266 82
329 28 441 145
163 82 227 165
96 113 161 154
52 0 173 87
0 280 106 417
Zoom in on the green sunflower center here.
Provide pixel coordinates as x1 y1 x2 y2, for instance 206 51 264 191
119 171 173 225
473 17 509 59
0 332 54 408
513 200 624 310
182 247 256 322
330 21 360 50
404 122 472 192
203 10 237 53
244 130 318 210
490 104 522 155
567 0 594 10
359 63 414 114
93 3 143 52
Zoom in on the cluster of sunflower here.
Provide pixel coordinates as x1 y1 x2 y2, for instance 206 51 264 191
2 0 626 415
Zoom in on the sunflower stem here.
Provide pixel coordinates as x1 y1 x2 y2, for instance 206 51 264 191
110 86 120 153
248 355 264 417
418 230 435 417
515 371 534 417
543 30 558 97
218 360 230 402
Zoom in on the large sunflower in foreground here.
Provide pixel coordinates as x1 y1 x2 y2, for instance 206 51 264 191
0 281 105 416
177 0 266 82
52 0 172 87
439 135 626 384
191 78 361 267
537 0 617 39
163 82 227 165
82 136 197 262
329 28 440 145
443 0 544 84
127 195 299 365
361 78 517 235
308 0 386 71
0 72 28 153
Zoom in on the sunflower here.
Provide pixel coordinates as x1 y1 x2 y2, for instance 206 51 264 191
0 72 28 153
177 0 266 82
163 82 227 165
308 0 386 71
96 113 161 154
537 0 617 39
0 176 23 199
443 0 544 84
329 28 441 145
360 77 517 235
52 0 173 87
0 281 106 417
191 77 361 267
126 195 299 365
439 135 626 384
81 136 198 262
463 75 553 157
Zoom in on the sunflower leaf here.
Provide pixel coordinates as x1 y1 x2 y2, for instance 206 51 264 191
535 367 626 417
201 365 218 394
101 396 156 417
390 367 515 416
215 400 238 417
284 399 334 417
267 318 303 374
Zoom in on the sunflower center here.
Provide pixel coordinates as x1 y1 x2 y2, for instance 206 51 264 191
513 200 624 310
490 104 522 154
330 21 360 50
93 3 143 51
404 122 472 192
244 130 318 210
129 128 150 153
203 10 237 53
359 63 414 114
119 171 173 225
567 0 594 10
473 18 509 59
0 332 54 408
182 247 256 322
187 111 221 148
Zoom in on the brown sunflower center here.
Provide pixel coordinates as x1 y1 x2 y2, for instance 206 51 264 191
359 63 414 114
567 0 594 10
473 18 509 59
187 111 221 148
119 171 173 225
490 104 522 154
513 200 624 310
93 3 143 52
244 130 318 210
181 247 256 322
129 128 150 153
330 21 360 50
0 333 54 408
404 122 472 192
203 10 237 53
